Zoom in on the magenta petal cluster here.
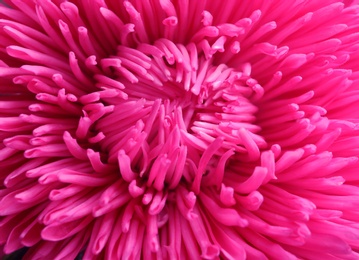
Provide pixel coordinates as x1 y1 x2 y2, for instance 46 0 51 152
1 0 359 259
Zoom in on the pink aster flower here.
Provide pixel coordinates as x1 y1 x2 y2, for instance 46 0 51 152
1 0 359 259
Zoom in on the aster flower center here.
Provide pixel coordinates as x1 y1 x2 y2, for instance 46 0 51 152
80 37 265 192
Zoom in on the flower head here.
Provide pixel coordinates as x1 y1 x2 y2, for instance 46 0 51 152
1 0 359 259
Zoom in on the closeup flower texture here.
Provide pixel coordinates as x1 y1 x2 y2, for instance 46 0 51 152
1 0 359 259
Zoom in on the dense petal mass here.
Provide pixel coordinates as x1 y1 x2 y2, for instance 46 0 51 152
1 0 359 259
